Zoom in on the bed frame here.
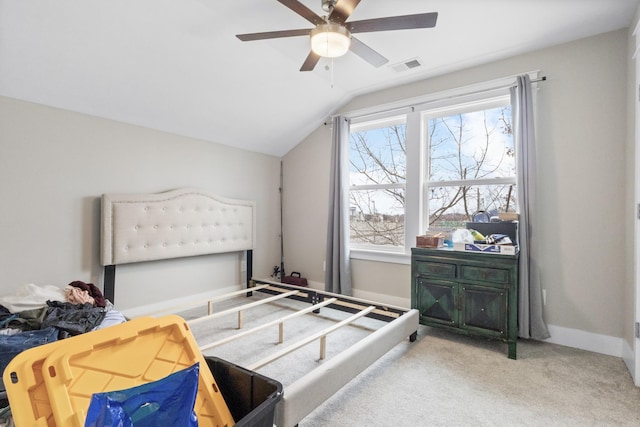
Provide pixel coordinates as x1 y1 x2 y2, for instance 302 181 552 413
100 187 418 427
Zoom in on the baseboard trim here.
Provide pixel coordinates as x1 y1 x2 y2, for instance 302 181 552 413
351 289 411 309
622 339 635 383
330 289 629 359
120 284 241 318
543 324 625 358
348 289 629 360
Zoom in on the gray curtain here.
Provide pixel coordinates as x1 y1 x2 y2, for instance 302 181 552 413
325 116 352 295
511 75 550 339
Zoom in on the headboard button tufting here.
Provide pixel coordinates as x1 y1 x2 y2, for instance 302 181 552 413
101 188 255 266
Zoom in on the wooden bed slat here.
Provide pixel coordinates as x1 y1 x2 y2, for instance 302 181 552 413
246 306 376 371
128 285 271 319
254 279 408 322
198 298 339 352
187 290 300 327
206 284 270 314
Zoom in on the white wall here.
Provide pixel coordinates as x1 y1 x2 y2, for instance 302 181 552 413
0 29 631 354
281 125 333 280
283 30 631 351
625 4 640 379
0 96 282 310
624 10 639 368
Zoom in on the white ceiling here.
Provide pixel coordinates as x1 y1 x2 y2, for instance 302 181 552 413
1 0 638 157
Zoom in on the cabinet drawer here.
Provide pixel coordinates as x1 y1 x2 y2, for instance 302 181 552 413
460 265 510 285
415 261 457 279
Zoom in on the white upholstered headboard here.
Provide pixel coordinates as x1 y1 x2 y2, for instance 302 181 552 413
100 188 256 302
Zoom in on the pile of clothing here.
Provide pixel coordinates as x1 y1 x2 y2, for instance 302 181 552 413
0 282 126 389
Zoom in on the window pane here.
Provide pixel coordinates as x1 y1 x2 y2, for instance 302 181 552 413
349 188 405 248
428 184 517 231
350 123 406 186
428 106 514 182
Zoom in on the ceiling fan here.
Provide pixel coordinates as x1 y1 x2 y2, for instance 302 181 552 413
236 0 438 71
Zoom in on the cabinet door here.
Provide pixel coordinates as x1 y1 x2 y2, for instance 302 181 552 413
416 278 457 326
460 285 507 338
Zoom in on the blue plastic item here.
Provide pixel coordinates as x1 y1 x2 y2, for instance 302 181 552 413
84 362 200 427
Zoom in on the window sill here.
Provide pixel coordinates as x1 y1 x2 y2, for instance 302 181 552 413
349 249 411 265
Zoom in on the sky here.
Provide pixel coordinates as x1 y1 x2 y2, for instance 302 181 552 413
348 104 515 216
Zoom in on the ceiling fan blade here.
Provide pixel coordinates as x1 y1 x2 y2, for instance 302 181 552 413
328 0 361 25
236 28 310 41
346 12 438 34
300 51 321 71
278 0 325 26
349 36 388 68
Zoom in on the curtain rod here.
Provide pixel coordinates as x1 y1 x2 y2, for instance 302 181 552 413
324 75 547 125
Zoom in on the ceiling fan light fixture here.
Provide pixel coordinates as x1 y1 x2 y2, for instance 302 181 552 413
310 24 351 58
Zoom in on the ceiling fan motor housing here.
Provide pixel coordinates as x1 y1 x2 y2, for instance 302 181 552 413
310 23 352 58
321 0 337 13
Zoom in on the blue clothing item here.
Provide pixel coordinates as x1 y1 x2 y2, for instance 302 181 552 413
0 327 58 379
0 314 18 329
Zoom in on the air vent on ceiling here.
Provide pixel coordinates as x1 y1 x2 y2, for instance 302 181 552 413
390 57 423 73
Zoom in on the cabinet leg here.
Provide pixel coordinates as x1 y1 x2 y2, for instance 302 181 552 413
508 342 517 360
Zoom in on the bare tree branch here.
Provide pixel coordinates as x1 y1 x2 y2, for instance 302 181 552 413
349 105 516 247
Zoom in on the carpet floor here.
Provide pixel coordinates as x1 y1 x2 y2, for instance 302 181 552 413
180 294 640 426
302 326 640 426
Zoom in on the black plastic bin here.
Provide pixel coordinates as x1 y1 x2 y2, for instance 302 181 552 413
206 356 283 427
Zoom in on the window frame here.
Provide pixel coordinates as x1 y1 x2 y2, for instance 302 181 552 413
344 76 533 264
421 94 516 231
348 114 408 253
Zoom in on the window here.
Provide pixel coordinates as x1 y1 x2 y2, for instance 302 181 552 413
347 86 517 257
349 116 406 252
425 97 516 232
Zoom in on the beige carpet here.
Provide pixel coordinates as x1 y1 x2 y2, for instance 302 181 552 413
181 295 640 426
301 326 640 426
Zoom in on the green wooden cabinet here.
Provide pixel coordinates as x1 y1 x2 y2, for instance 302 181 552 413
411 247 519 359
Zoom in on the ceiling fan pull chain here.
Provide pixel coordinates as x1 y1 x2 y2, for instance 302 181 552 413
331 58 335 88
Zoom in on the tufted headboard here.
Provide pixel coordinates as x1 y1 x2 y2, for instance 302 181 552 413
100 188 256 303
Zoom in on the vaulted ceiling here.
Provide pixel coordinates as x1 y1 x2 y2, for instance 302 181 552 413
1 0 637 156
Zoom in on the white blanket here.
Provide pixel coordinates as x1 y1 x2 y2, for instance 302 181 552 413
0 283 66 313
